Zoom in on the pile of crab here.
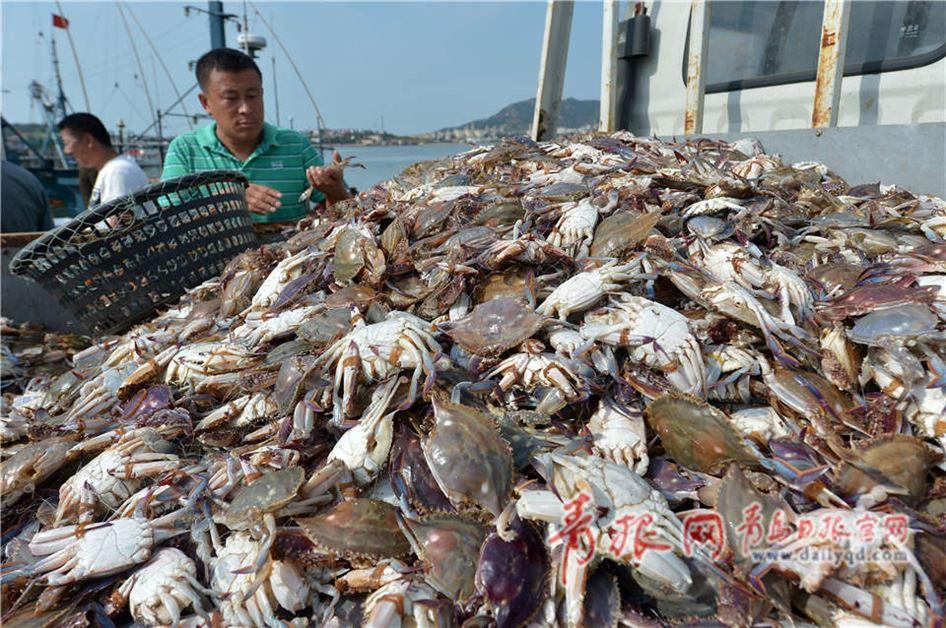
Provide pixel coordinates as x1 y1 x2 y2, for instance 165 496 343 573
2 132 945 627
1 319 89 402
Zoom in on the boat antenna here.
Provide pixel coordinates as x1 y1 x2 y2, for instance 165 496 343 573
248 3 327 137
116 2 157 130
123 2 193 129
54 1 91 111
185 2 235 49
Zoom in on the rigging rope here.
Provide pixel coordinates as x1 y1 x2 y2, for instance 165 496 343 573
123 3 193 129
248 2 327 132
54 0 91 111
116 2 157 128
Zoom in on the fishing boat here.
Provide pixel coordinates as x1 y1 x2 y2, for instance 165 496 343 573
1 29 84 219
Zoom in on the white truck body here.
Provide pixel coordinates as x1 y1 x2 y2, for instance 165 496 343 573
615 0 946 196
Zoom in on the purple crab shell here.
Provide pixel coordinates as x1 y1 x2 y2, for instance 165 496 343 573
475 518 549 628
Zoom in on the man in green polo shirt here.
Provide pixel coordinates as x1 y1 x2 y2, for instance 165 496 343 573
161 48 350 222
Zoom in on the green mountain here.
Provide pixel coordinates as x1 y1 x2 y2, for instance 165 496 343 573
442 98 599 134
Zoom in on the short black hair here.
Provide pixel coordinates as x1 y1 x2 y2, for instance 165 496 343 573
57 113 112 148
196 48 262 90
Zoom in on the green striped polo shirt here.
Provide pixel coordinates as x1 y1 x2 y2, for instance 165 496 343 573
161 121 325 223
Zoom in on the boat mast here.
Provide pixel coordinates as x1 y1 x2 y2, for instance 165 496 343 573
50 33 68 122
208 1 226 48
54 0 91 111
272 55 281 126
30 31 71 168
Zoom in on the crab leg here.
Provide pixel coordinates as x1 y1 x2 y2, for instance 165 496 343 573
28 550 74 575
158 593 182 624
339 343 362 423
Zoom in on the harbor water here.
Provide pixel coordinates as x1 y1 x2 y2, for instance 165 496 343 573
139 142 474 199
329 142 473 192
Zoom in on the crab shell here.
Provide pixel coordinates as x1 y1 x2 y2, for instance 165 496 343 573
217 466 304 528
763 364 855 425
645 393 757 474
324 285 379 310
273 355 319 413
297 307 352 348
211 531 310 624
380 216 409 259
474 270 534 305
806 262 864 297
423 398 513 518
833 434 940 505
590 210 660 259
397 512 487 602
819 281 938 322
715 464 786 564
475 517 549 628
295 499 411 564
439 297 546 357
334 226 386 285
582 566 622 628
390 423 454 515
29 517 156 586
116 384 173 423
0 436 76 506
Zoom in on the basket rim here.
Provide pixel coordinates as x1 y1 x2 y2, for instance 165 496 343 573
10 170 249 277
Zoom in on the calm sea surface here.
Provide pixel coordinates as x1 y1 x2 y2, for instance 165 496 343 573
142 142 473 192
330 143 473 192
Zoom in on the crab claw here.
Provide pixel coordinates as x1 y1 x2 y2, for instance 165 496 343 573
634 546 693 594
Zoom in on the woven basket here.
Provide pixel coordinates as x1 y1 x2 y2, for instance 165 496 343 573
10 171 258 336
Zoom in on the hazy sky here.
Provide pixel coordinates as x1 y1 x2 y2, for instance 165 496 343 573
2 1 609 136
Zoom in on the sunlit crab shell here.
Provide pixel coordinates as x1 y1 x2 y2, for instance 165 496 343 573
847 303 940 346
217 466 304 528
297 306 352 347
438 297 546 357
380 216 410 258
645 393 756 474
819 280 938 322
833 434 940 505
474 270 535 305
296 499 411 564
324 285 379 310
273 355 318 413
685 215 734 241
762 363 856 431
0 436 77 506
715 464 786 565
473 199 525 229
590 210 661 259
397 512 487 602
805 263 864 297
335 226 386 284
423 398 513 518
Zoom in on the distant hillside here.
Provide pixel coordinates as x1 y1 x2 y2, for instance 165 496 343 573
440 98 599 135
